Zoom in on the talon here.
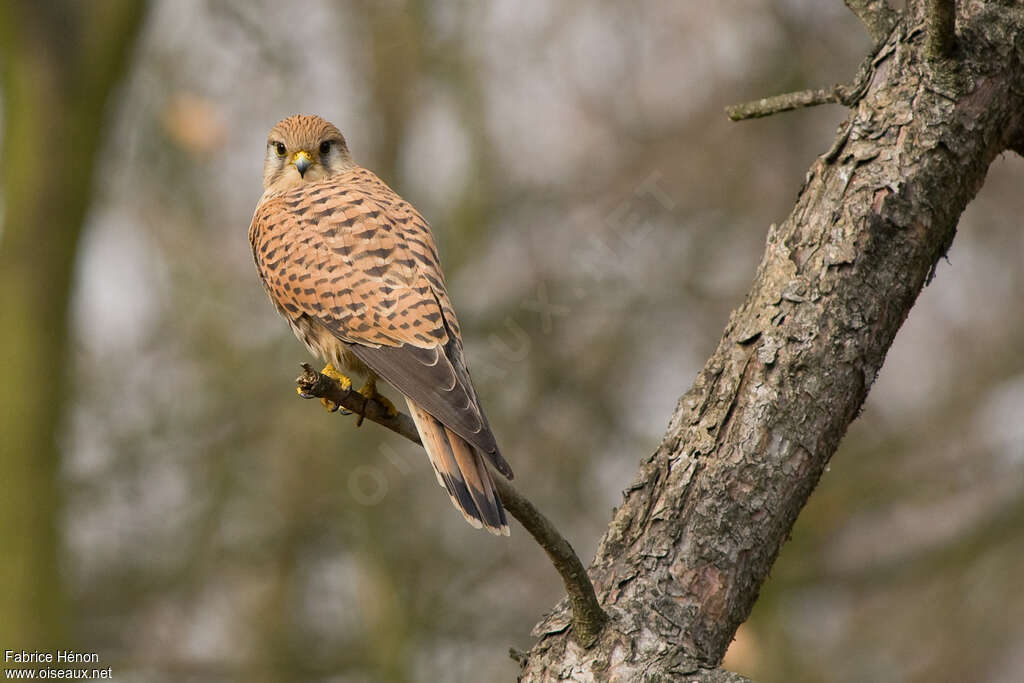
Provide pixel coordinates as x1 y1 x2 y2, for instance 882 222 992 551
320 397 339 413
357 378 399 418
354 379 375 427
319 397 351 415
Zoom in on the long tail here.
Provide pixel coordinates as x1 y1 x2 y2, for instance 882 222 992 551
406 398 509 536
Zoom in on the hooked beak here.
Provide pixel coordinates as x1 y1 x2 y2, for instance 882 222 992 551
292 150 313 177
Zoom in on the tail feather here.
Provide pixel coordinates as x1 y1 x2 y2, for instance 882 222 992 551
406 398 510 536
445 425 508 532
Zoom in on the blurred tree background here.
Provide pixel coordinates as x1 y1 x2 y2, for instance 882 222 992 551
2 1 1021 681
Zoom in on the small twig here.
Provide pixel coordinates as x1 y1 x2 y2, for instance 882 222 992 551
925 0 956 61
843 0 899 45
726 23 895 123
295 363 609 645
726 87 843 121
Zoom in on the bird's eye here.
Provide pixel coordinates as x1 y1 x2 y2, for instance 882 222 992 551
274 142 286 157
319 140 332 155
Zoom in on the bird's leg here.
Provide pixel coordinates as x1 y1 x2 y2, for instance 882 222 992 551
355 377 399 426
309 362 353 413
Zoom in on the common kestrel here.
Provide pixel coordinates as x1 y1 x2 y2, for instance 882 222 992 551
249 115 512 535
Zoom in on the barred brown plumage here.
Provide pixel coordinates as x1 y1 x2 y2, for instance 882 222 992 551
250 114 511 535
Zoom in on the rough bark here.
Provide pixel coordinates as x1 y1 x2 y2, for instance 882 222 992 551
844 0 900 45
519 3 1024 680
0 0 146 645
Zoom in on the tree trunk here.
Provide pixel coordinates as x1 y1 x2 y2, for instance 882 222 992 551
0 0 146 646
519 3 1024 680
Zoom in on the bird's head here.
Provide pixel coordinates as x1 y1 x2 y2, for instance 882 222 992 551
262 114 354 193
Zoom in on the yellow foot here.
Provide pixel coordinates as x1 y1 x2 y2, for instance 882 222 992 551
355 378 399 426
319 362 353 413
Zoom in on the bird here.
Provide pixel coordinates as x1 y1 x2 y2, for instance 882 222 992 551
249 114 512 535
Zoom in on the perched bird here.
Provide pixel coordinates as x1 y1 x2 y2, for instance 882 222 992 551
249 114 512 535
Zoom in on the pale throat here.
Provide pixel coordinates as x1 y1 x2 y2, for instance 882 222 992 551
264 165 331 197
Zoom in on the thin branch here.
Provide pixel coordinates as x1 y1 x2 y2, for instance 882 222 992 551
843 0 899 45
925 0 956 60
726 27 894 122
489 475 607 646
295 363 609 646
726 87 843 121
